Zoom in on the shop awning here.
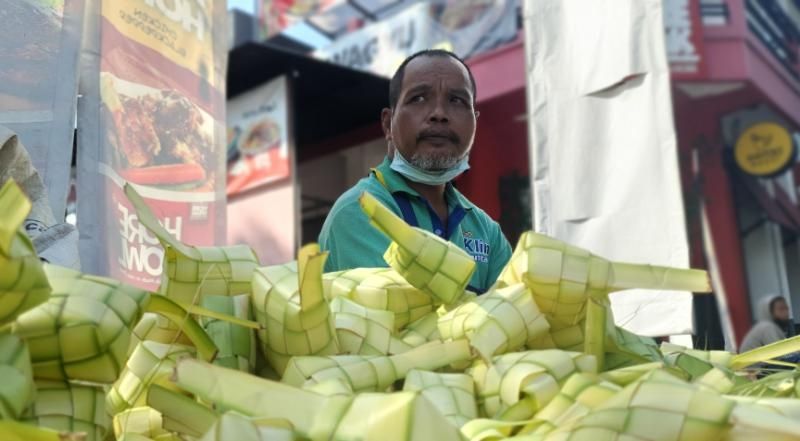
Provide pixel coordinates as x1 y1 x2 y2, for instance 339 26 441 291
736 171 800 232
227 42 389 159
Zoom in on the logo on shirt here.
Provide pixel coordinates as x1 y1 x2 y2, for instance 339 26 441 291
462 231 489 263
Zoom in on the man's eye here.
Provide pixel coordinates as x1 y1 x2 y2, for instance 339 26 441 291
409 95 425 103
450 96 466 105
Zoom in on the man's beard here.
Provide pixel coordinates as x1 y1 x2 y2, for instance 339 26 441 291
409 149 470 171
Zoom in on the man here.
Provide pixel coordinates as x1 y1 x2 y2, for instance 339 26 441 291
740 295 793 353
318 49 512 293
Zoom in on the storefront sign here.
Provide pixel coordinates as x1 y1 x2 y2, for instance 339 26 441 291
78 0 228 289
227 76 291 196
664 0 706 78
314 1 518 77
734 122 796 177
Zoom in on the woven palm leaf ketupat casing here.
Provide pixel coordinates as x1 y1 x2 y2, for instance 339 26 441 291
22 380 110 441
251 244 339 375
173 358 464 441
517 372 622 436
7 174 800 440
0 180 51 327
468 350 598 420
281 339 473 393
0 333 35 420
198 412 295 441
146 384 219 438
12 264 215 384
398 311 442 347
12 265 150 383
603 318 663 370
329 296 412 355
497 231 711 368
124 184 259 305
359 191 476 305
0 418 84 441
660 342 734 368
403 369 479 428
323 268 435 330
106 340 195 416
438 283 550 361
526 322 585 352
530 370 740 441
112 406 169 440
200 294 257 372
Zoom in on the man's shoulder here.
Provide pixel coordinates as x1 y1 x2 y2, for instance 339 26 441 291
455 189 500 230
321 175 398 241
328 175 395 217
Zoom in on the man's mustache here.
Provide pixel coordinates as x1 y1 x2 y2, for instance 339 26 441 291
417 129 460 145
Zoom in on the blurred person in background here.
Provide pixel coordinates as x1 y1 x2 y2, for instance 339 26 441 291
739 294 794 353
318 49 511 294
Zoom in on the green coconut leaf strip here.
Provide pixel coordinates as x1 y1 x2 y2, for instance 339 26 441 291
146 384 218 438
146 295 217 362
179 302 261 330
731 335 800 370
0 419 82 441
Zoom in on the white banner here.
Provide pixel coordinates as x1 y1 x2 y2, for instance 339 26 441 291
0 0 84 219
524 0 694 336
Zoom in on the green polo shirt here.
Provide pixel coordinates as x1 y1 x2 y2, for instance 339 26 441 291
319 157 512 293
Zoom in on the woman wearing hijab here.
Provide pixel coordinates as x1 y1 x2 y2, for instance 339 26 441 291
739 294 793 353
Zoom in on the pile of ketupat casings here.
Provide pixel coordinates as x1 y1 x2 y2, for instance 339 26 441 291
1 178 799 441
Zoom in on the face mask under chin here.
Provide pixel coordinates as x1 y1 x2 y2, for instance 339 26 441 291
409 151 466 171
389 147 470 186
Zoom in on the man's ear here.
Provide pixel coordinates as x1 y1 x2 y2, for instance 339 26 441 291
381 108 392 141
475 110 480 119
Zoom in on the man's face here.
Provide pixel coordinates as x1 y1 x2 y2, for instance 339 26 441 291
382 56 477 171
772 298 791 322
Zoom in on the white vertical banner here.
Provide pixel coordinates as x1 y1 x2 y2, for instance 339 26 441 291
0 0 84 219
523 0 694 336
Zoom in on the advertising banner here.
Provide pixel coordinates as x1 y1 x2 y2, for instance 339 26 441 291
314 0 518 77
78 0 228 289
258 0 340 38
227 76 290 196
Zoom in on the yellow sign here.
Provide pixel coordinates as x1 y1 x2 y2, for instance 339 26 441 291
734 122 795 177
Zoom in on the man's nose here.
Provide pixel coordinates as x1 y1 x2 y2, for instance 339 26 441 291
428 96 449 123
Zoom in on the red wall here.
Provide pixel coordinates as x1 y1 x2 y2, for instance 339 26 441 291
457 90 529 220
672 85 765 343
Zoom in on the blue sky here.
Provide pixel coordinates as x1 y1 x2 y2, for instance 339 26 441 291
228 0 254 13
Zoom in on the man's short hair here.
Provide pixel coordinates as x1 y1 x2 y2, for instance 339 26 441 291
388 49 477 110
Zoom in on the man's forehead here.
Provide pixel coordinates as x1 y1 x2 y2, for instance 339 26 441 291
402 56 471 89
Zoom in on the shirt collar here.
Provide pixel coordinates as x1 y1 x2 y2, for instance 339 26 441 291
374 156 475 211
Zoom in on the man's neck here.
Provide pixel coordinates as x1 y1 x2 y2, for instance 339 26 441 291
403 178 448 220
